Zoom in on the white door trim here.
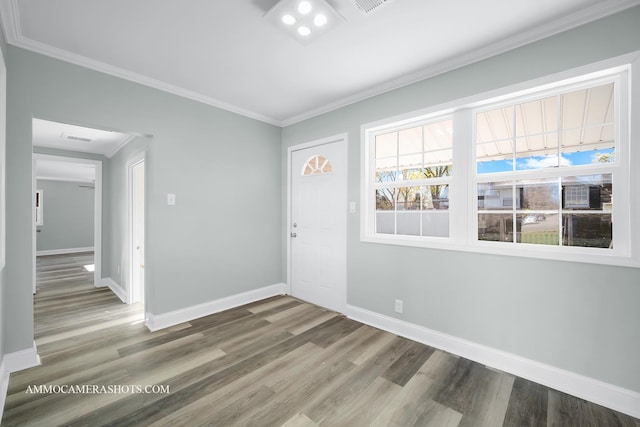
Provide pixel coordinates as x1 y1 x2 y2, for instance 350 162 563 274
126 151 146 306
0 45 6 273
286 133 348 312
32 154 103 290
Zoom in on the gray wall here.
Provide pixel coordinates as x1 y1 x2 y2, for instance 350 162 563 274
36 180 94 252
33 146 111 272
108 136 150 288
282 7 640 393
0 26 6 368
5 46 282 353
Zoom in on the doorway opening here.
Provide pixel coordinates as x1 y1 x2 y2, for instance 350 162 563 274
32 154 102 293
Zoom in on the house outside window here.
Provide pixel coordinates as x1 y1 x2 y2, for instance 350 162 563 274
361 60 637 267
474 81 617 250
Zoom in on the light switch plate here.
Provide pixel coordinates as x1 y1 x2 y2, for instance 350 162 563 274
167 193 176 205
349 201 356 214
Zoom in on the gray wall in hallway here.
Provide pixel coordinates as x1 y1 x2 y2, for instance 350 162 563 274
281 7 640 393
107 136 150 290
5 47 282 353
0 26 6 366
36 179 95 252
32 146 111 277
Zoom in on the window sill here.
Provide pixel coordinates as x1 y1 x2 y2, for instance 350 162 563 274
360 234 640 268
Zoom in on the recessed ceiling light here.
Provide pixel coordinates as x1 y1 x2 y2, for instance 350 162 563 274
298 1 312 15
264 0 345 45
281 14 296 25
313 13 327 27
297 26 311 36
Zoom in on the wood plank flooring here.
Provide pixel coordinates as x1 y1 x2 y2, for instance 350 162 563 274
2 253 639 426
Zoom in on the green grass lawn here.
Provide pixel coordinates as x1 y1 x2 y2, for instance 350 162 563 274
520 231 559 245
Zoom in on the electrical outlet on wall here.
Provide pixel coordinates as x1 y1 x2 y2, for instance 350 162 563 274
395 299 403 314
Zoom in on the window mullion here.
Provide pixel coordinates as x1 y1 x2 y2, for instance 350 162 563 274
420 128 425 237
557 93 563 168
374 177 452 189
452 109 470 244
363 65 634 267
558 179 563 246
511 105 517 242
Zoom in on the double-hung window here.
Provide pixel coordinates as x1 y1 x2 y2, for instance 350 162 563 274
361 60 637 267
372 117 453 239
474 78 620 251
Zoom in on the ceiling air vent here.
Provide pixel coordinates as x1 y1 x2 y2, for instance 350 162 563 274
353 0 390 14
66 135 93 143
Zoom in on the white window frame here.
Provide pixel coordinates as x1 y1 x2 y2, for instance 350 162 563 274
471 73 627 260
361 52 640 268
0 45 5 271
368 115 454 239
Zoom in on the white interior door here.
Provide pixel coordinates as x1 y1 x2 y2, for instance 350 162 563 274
290 138 347 312
130 160 145 304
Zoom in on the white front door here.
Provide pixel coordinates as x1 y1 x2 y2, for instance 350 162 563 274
290 137 347 312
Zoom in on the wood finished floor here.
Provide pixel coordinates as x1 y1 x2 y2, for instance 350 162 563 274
2 253 638 426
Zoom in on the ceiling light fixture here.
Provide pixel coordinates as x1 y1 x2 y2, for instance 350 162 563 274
264 0 345 45
281 14 296 25
297 26 311 36
313 13 327 27
298 1 312 14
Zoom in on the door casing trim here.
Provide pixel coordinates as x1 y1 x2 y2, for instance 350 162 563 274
126 152 146 306
286 133 348 312
32 154 103 291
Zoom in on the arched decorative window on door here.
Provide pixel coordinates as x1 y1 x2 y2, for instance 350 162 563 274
302 155 333 175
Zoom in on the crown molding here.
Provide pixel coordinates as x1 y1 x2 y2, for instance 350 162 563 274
0 0 283 126
18 37 283 126
281 0 640 126
2 0 639 128
105 134 137 159
0 0 20 44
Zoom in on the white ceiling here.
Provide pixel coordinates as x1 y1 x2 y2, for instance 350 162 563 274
33 118 135 158
2 0 639 126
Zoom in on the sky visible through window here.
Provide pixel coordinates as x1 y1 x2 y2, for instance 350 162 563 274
477 148 614 174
